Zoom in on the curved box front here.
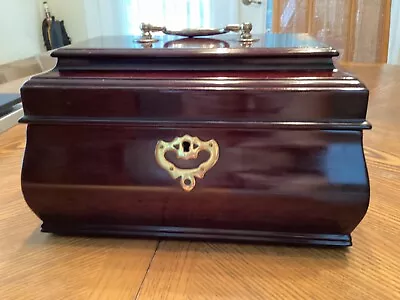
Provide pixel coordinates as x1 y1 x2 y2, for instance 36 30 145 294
21 124 370 246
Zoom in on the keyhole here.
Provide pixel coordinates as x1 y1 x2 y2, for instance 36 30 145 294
182 141 190 152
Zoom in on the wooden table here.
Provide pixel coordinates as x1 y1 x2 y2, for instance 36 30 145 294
1 64 399 299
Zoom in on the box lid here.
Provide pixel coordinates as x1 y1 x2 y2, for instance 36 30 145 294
21 34 370 130
52 34 339 72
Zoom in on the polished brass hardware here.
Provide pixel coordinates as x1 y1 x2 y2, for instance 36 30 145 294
137 23 166 43
155 135 219 192
137 22 259 43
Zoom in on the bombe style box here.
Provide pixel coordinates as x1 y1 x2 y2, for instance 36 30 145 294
20 24 371 246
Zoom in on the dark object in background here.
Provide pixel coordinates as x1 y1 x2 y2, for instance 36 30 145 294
0 94 21 117
41 2 71 51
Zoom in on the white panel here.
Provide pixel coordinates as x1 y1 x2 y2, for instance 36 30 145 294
210 0 240 27
84 0 102 39
0 0 42 64
388 1 400 65
97 0 131 36
239 0 267 33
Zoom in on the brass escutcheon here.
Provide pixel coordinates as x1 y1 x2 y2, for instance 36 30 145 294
155 135 219 192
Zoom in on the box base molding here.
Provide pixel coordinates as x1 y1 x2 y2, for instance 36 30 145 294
41 223 352 247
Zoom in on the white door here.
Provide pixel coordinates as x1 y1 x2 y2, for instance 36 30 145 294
89 0 268 38
238 0 268 33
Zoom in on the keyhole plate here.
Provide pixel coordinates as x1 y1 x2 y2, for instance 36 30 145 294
155 135 219 192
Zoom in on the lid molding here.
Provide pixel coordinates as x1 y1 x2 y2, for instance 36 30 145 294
51 34 339 72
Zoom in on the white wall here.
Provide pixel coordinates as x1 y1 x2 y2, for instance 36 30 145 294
0 0 43 64
388 1 400 65
85 0 131 39
84 0 102 39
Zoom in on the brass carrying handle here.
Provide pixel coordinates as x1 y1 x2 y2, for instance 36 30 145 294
155 135 219 192
138 22 258 43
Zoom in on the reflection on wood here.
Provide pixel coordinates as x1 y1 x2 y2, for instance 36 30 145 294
272 0 391 63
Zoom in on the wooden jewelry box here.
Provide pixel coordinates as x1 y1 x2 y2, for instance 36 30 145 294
20 24 371 246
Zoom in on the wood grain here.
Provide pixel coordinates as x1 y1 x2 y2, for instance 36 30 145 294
1 64 400 299
274 0 391 63
344 0 357 62
307 0 315 33
272 0 281 33
0 126 158 299
380 0 392 63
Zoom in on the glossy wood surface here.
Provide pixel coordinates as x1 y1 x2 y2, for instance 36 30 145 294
22 126 368 245
21 69 368 122
1 64 400 298
20 57 370 246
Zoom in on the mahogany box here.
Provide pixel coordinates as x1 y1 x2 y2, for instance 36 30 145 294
20 32 371 247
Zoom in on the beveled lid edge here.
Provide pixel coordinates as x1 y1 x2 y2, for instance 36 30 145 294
18 116 372 130
51 47 339 59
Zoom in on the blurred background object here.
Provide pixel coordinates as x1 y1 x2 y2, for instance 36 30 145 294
41 2 71 50
269 0 392 63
